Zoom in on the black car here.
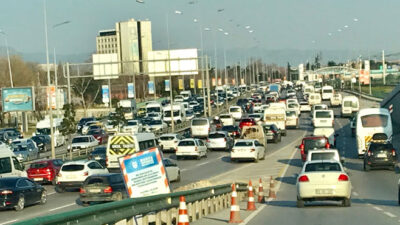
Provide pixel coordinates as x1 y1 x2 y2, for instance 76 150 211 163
0 128 22 144
364 142 397 171
221 125 241 138
0 177 46 211
77 117 96 133
79 173 127 205
263 124 282 143
89 146 107 166
31 135 51 152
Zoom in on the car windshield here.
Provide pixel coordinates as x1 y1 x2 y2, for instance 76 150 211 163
192 119 208 126
127 121 137 126
361 114 388 128
323 89 333 93
235 141 253 147
305 162 341 172
149 120 162 125
86 177 107 185
315 111 332 118
286 111 296 117
62 164 84 171
178 141 195 146
36 128 50 135
222 126 237 132
369 143 393 152
12 145 28 152
220 115 231 119
88 129 101 135
147 107 161 113
164 111 180 117
72 137 89 143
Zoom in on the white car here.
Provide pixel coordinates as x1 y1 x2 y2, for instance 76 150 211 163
286 110 299 129
299 101 311 112
287 102 300 116
220 114 235 126
189 101 199 109
56 160 109 192
330 94 342 107
207 131 233 151
81 121 99 135
68 135 99 152
230 139 265 162
146 112 162 121
191 118 211 138
296 160 351 207
287 99 299 105
311 104 328 115
252 103 263 113
163 158 181 182
144 120 168 133
159 133 184 152
176 138 208 160
313 110 334 128
229 106 243 120
122 120 143 134
306 149 343 163
105 120 121 133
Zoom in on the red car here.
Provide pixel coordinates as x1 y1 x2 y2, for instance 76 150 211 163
27 159 64 184
239 118 256 130
88 129 109 144
298 136 330 162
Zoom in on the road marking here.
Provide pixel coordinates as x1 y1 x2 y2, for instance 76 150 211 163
196 162 209 167
373 206 383 211
0 220 18 225
384 212 396 218
48 191 56 196
48 203 75 212
352 191 359 196
181 168 188 172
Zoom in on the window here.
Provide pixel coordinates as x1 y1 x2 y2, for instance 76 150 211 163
16 179 29 187
234 141 254 147
305 163 341 172
53 160 64 167
87 177 106 185
192 119 208 126
62 164 84 171
315 111 332 118
178 141 195 146
13 157 23 171
30 162 48 169
304 138 327 152
160 136 175 141
311 152 336 161
209 133 226 139
138 139 156 150
361 114 388 128
0 157 12 174
88 162 103 169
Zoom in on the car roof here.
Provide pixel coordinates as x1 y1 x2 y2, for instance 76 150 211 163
308 149 339 153
160 133 178 137
62 160 93 165
73 135 92 138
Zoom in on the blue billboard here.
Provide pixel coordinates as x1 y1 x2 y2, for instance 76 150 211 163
2 87 35 112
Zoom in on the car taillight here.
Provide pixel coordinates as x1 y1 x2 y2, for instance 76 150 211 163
79 188 86 194
224 138 227 142
195 147 198 151
206 139 210 143
392 149 396 156
1 190 13 195
367 150 372 157
271 130 276 134
175 147 178 152
325 143 330 149
83 171 89 176
57 172 62 177
250 148 255 152
103 186 113 193
338 174 349 181
298 175 309 182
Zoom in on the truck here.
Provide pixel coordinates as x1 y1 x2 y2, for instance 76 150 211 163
264 107 287 136
163 103 186 124
33 116 65 147
240 125 268 148
117 99 137 120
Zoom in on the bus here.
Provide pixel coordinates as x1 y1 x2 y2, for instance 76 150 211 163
321 86 334 100
356 108 392 157
106 133 158 170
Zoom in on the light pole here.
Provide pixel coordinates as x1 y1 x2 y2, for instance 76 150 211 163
204 27 220 110
0 30 13 87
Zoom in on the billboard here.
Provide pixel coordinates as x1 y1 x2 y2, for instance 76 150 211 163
148 81 155 94
165 80 170 91
102 85 110 103
127 83 135 98
359 70 370 85
2 87 35 112
93 53 119 80
179 79 184 90
119 148 171 198
147 49 199 77
190 79 195 89
46 86 56 110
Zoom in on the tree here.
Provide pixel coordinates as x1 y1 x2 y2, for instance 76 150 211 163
109 106 127 131
72 77 101 115
60 103 76 160
327 61 337 67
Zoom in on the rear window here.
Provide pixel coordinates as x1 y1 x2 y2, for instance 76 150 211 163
315 111 332 118
344 100 358 108
178 141 195 146
72 137 89 143
241 119 253 123
361 114 388 128
369 143 393 152
323 89 333 93
160 136 175 141
222 126 237 132
249 114 261 119
86 177 107 185
220 115 231 119
311 152 336 161
234 141 254 147
192 119 208 126
305 162 341 172
286 111 296 117
304 138 327 151
209 133 225 138
127 121 138 126
314 106 326 110
62 164 85 171
30 162 49 169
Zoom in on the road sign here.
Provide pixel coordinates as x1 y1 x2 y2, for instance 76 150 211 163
127 83 135 98
197 80 202 89
102 85 110 103
119 148 170 198
2 87 35 112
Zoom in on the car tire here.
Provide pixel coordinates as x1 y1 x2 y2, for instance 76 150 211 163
282 131 287 137
82 201 90 207
113 192 123 201
51 178 57 186
278 134 282 142
254 156 259 163
342 198 351 207
55 185 65 193
15 195 25 211
296 198 304 208
197 155 201 160
260 151 266 160
40 190 47 205
390 165 396 171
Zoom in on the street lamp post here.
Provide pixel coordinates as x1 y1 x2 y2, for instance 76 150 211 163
193 19 207 117
0 30 13 87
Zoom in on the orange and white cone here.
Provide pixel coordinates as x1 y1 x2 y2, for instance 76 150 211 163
268 177 276 199
247 180 256 211
178 196 189 225
229 183 243 223
270 176 275 188
258 178 265 203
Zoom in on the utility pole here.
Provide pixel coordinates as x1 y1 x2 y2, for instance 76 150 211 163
206 56 211 117
382 50 386 85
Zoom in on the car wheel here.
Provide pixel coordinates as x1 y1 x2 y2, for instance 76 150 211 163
274 136 279 143
40 190 47 205
15 195 25 211
342 198 351 207
254 156 259 163
176 156 182 160
197 155 201 160
55 185 65 193
113 192 123 201
81 201 90 207
390 165 396 171
260 151 266 160
296 198 304 208
282 131 287 137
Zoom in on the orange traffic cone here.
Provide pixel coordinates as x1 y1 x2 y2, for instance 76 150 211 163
268 177 276 199
178 196 189 225
258 178 265 203
247 180 256 211
229 183 243 223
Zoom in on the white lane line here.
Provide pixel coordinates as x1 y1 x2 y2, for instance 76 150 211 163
373 206 383 211
352 192 359 196
48 191 56 196
0 219 18 225
181 168 188 172
384 212 396 218
196 162 209 167
48 203 76 212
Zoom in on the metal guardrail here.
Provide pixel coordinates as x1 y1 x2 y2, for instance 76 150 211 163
342 90 383 102
15 182 249 225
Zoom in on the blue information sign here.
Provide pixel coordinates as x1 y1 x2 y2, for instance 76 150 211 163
2 87 35 112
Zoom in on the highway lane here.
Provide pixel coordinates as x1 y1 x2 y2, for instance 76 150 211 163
245 98 400 225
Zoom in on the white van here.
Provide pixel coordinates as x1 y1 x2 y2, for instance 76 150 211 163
321 86 334 100
146 102 162 115
303 85 314 96
163 104 186 124
106 133 157 169
313 128 336 147
180 91 192 101
341 96 359 117
313 110 334 128
34 116 65 147
308 93 322 105
356 108 392 157
330 93 342 107
191 118 211 138
0 148 27 178
229 106 243 121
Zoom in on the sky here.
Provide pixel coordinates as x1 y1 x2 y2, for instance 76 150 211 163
0 0 399 64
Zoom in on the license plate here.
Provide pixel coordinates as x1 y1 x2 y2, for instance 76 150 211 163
33 178 43 181
315 189 333 194
320 120 327 123
89 189 101 193
66 175 76 179
94 156 102 160
377 153 387 158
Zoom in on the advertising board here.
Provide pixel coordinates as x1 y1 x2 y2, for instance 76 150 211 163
2 87 35 112
147 49 199 77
